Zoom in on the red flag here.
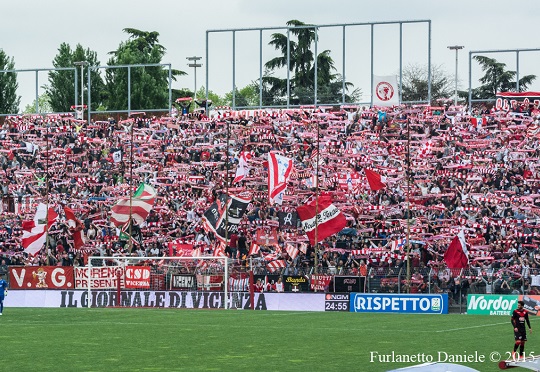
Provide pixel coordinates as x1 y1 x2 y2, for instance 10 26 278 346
364 168 386 191
296 195 347 245
444 231 468 269
63 206 85 249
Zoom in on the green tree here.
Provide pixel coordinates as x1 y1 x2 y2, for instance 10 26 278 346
45 43 105 112
105 28 185 111
401 63 454 103
195 86 226 107
223 83 260 108
22 93 52 114
263 20 359 105
470 56 536 100
0 49 21 114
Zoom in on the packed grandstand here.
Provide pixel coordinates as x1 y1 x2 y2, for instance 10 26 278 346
1 96 540 298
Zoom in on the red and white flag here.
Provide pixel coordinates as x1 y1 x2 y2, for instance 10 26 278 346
443 230 469 269
285 243 300 260
268 152 293 205
63 206 85 249
248 242 260 256
296 195 347 245
22 203 58 256
110 183 156 227
233 153 248 184
267 260 287 272
364 168 386 191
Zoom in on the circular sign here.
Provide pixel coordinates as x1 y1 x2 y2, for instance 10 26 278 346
376 81 394 101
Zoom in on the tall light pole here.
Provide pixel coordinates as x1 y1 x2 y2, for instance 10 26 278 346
74 61 88 117
186 56 202 99
447 45 464 106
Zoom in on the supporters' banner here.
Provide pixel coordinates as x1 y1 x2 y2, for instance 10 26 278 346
495 91 540 112
296 195 347 245
337 172 362 190
74 266 124 289
255 229 278 246
124 266 151 289
168 242 194 257
228 273 250 292
268 152 293 205
9 266 74 289
372 75 399 107
333 276 363 292
196 274 224 290
202 192 251 242
22 203 59 256
110 183 157 227
171 275 196 290
278 210 299 229
310 274 333 291
63 206 85 249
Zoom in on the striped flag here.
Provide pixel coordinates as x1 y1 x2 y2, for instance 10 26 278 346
110 183 157 227
285 243 300 260
268 152 293 205
22 203 58 256
267 260 287 272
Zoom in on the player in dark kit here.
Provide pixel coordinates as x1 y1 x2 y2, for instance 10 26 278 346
511 300 532 358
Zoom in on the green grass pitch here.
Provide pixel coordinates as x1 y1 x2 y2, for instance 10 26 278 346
1 308 536 371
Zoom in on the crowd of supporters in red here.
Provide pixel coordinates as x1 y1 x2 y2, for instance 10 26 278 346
1 98 540 296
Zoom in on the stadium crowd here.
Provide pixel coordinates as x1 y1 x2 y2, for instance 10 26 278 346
1 98 540 296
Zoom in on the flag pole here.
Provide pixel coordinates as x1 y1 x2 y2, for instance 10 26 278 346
128 118 134 253
314 114 320 276
406 117 411 293
225 119 230 250
45 117 50 255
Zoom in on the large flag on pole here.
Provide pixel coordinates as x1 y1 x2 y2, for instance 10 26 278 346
296 195 347 245
268 152 293 205
22 203 58 256
444 230 469 269
63 206 85 249
372 75 399 107
202 192 251 243
110 183 157 227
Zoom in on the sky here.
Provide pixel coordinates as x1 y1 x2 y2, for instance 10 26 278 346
2 0 540 110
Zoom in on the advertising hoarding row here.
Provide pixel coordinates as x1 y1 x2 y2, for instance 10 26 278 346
7 290 449 314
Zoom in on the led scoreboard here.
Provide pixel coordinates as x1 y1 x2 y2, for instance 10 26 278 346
324 294 349 312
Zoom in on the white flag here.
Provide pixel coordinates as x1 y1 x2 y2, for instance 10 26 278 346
373 75 399 107
112 150 122 163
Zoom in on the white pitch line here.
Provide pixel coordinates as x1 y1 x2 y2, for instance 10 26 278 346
435 321 509 333
437 315 540 333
